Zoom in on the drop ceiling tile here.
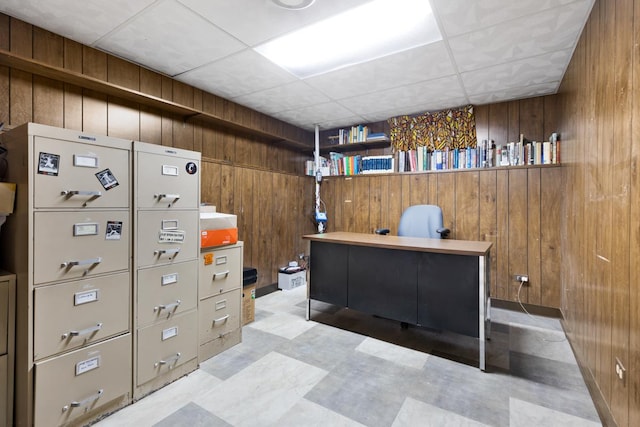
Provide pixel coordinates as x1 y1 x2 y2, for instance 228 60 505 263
176 49 297 99
0 0 156 45
271 102 359 130
338 75 467 116
361 96 470 123
315 115 370 131
96 0 246 76
449 1 593 73
178 0 371 46
461 50 571 96
232 81 331 115
304 42 455 100
432 0 581 37
468 82 559 106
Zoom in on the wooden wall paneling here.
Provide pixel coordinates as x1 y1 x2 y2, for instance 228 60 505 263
200 161 221 207
200 93 219 159
519 97 544 142
0 15 8 122
192 90 203 154
0 14 8 48
474 104 489 144
479 170 498 302
219 164 235 214
106 56 140 141
488 102 508 149
299 176 316 254
161 75 173 147
426 173 438 206
9 18 32 126
495 170 509 300
507 169 528 302
252 169 273 287
400 174 412 215
32 28 63 127
170 81 194 151
409 173 427 206
543 95 558 139
387 174 402 235
235 167 254 279
352 176 370 233
235 135 252 166
63 39 83 130
81 46 107 135
540 167 561 308
320 178 336 233
629 0 640 424
454 171 479 241
139 68 162 145
219 99 236 163
526 168 541 305
436 173 456 238
342 177 355 232
507 100 520 144
329 177 344 233
368 176 383 234
272 172 292 282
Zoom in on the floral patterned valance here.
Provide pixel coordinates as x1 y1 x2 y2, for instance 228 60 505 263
388 105 476 152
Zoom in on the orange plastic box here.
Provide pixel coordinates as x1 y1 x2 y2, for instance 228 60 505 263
200 228 238 248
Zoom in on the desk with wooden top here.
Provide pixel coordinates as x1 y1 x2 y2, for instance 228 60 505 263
303 232 492 371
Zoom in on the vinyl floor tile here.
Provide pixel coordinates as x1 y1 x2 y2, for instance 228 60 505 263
391 397 492 427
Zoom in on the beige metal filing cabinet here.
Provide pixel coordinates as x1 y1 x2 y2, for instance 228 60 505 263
0 123 133 427
0 272 15 427
198 243 243 362
133 141 200 399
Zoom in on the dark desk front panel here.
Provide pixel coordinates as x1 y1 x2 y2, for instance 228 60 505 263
417 252 479 337
348 245 418 324
309 241 348 307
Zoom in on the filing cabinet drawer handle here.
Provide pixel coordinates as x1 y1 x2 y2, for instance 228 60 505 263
213 271 230 281
155 193 181 201
155 352 181 367
62 322 103 339
213 314 230 324
61 190 103 197
61 257 102 268
155 300 181 313
63 389 104 412
155 248 180 257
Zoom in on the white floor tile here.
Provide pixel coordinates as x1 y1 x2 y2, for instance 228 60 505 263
509 397 602 427
275 398 366 427
356 337 428 370
392 397 491 427
248 311 317 340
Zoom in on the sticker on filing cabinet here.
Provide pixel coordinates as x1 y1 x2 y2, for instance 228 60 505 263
95 168 119 191
203 253 214 265
185 162 197 175
37 152 60 176
159 230 185 243
73 154 98 168
162 165 179 176
162 273 178 286
74 289 99 306
76 355 101 376
105 221 123 240
162 326 178 341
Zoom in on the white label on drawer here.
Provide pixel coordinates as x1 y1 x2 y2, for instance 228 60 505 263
162 326 178 341
215 299 227 311
74 154 98 168
76 355 100 376
159 230 185 243
162 165 179 176
74 289 99 306
162 273 178 286
161 220 179 230
74 223 99 236
215 256 227 265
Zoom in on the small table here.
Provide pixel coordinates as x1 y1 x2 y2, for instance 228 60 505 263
303 232 492 371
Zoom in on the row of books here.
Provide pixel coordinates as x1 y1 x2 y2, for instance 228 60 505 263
327 127 389 145
305 154 395 176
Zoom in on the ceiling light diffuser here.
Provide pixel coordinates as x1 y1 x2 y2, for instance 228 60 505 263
255 0 442 78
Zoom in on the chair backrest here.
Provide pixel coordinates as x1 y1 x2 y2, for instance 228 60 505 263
397 204 445 239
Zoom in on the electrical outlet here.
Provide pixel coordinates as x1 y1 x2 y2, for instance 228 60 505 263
615 357 626 382
515 275 529 283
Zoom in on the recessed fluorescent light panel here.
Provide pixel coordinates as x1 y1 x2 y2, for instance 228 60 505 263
255 0 442 78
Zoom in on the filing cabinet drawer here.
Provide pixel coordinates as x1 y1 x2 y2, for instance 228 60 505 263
33 211 130 285
34 136 130 209
136 210 198 268
33 272 130 360
34 334 131 427
0 280 7 355
198 289 241 345
135 146 200 210
0 354 7 427
136 310 197 385
199 245 242 299
137 261 198 327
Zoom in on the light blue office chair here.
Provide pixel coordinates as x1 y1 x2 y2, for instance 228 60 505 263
376 204 450 238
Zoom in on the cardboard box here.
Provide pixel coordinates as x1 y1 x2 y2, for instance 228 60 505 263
200 228 238 248
278 270 306 291
242 284 256 325
0 182 16 215
200 211 236 230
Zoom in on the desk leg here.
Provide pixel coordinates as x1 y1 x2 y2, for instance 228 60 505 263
306 298 310 321
479 255 486 371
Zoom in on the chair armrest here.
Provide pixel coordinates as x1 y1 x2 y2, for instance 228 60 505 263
374 228 390 235
437 227 450 238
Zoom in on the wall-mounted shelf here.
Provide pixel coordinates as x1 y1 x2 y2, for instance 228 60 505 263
317 139 390 155
0 49 313 152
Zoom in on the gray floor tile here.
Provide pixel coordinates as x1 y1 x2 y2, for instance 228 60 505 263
153 402 232 427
